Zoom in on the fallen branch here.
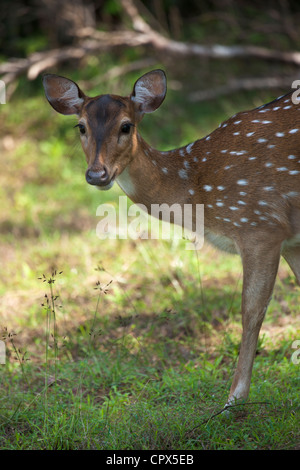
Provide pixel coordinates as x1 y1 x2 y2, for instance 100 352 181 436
0 32 148 85
1 0 300 92
189 76 297 101
121 0 300 63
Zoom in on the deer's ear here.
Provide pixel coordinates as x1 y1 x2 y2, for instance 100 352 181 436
131 69 167 115
42 74 85 115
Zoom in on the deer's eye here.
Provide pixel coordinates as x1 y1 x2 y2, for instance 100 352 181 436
75 123 86 135
121 123 132 134
78 124 86 135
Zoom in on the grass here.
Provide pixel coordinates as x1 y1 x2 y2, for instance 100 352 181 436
1 276 298 450
0 55 299 450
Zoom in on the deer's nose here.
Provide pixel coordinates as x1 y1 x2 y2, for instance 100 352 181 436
86 167 109 186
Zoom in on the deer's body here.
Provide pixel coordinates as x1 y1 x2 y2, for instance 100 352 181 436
120 92 300 244
43 70 300 408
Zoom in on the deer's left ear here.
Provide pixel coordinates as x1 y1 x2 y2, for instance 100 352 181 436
131 69 167 115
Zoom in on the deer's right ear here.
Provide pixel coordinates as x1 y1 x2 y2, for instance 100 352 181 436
42 74 85 115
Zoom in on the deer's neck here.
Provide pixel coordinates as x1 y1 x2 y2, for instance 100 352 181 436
116 134 198 211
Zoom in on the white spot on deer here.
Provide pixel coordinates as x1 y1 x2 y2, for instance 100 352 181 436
188 189 195 195
257 138 267 143
283 191 299 198
289 170 300 175
203 185 213 191
276 132 285 137
237 179 248 186
247 132 255 137
186 143 194 153
178 169 188 180
230 206 238 211
240 218 248 223
217 186 225 191
216 202 224 207
277 167 288 171
162 167 168 174
289 129 299 134
288 155 296 159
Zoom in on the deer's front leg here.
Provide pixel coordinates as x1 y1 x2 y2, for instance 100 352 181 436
226 237 282 407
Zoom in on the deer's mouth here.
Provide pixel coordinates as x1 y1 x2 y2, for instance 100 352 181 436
95 178 115 191
86 167 117 190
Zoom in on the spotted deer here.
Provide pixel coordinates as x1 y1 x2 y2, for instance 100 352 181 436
43 69 300 408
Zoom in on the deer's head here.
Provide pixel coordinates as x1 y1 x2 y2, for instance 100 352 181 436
43 70 167 190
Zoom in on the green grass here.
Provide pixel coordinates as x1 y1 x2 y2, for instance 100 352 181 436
1 276 298 450
0 55 299 450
